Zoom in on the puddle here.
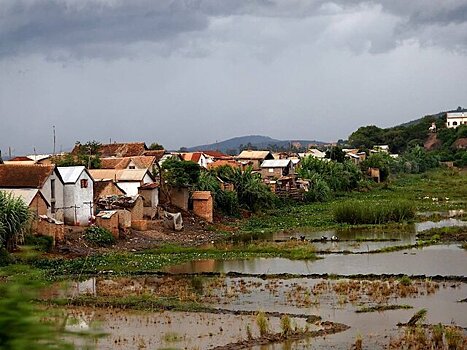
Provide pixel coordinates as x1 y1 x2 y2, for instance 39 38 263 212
415 218 467 232
273 229 416 253
166 245 467 277
417 210 465 218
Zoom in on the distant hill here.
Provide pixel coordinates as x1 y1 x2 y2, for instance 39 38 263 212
186 135 326 153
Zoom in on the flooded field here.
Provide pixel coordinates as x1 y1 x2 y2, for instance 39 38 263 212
60 274 467 349
166 244 467 277
48 214 467 349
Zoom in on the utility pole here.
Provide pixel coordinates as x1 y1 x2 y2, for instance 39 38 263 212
53 125 56 156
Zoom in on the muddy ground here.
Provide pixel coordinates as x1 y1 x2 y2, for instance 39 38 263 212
54 210 232 257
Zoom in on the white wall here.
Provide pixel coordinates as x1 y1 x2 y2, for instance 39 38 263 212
41 170 64 221
446 116 467 128
117 182 140 196
62 171 94 226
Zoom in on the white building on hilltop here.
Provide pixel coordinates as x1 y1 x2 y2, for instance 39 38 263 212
446 107 467 129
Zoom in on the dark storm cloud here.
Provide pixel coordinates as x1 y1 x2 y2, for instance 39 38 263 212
1 0 466 60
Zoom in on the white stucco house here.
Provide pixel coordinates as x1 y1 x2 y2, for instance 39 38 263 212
57 166 94 226
89 169 155 196
446 108 467 129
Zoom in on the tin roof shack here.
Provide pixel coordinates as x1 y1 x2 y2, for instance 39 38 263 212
138 183 159 220
96 195 145 231
236 150 274 171
0 164 64 221
260 159 294 180
89 169 155 196
192 191 213 223
57 166 94 226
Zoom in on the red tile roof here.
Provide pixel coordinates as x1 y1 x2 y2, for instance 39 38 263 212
100 157 131 169
0 164 55 188
142 149 165 160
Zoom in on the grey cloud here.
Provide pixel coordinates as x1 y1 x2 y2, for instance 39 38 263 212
0 0 466 60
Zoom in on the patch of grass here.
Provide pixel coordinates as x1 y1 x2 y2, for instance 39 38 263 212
256 311 269 337
333 200 415 225
31 242 318 277
416 226 467 242
356 304 413 313
23 234 54 252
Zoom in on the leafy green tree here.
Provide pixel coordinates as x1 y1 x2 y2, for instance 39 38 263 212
54 141 101 169
325 146 346 162
0 192 31 251
361 153 394 181
162 158 200 188
148 143 164 150
348 125 385 149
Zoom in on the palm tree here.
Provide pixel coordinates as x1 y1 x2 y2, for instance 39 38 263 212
0 192 31 251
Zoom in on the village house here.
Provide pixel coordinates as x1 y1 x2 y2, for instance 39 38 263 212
0 164 64 221
88 169 155 196
96 194 145 231
57 166 94 226
180 152 209 168
100 155 159 173
260 159 294 180
446 107 467 128
236 150 274 170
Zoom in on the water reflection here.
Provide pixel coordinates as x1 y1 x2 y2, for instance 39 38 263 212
166 245 467 277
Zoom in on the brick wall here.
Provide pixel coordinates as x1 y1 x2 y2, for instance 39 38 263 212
192 191 213 223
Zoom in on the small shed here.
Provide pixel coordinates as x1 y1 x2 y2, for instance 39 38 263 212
95 210 132 239
192 191 213 223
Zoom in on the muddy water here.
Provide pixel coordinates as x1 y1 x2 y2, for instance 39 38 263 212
270 218 467 253
65 307 310 350
211 277 467 349
166 244 467 277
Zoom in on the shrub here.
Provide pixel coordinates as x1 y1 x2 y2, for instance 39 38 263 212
23 234 53 252
0 191 31 251
0 247 14 267
84 226 116 246
216 190 240 216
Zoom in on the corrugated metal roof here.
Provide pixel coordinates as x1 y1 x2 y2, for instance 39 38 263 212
261 159 291 168
89 169 150 182
57 166 86 184
0 188 42 206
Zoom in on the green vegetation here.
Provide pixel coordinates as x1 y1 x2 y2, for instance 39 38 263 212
333 200 415 225
256 311 269 337
23 234 54 252
0 191 31 251
0 265 94 350
235 168 466 238
148 142 164 150
83 226 116 247
280 314 292 337
54 140 102 169
32 242 317 277
162 158 201 188
416 226 467 242
356 304 413 313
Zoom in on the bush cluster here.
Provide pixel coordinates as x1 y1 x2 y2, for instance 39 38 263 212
84 226 116 246
333 200 415 224
24 234 54 252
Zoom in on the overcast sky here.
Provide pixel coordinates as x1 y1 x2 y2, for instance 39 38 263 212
1 0 467 155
